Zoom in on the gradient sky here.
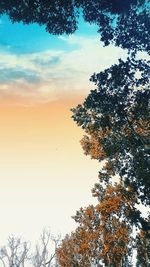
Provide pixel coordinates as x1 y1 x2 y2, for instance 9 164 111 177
0 14 128 246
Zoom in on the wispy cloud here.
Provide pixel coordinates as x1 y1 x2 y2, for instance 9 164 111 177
0 68 40 83
0 35 127 104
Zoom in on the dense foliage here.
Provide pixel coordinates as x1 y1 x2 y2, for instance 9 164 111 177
57 184 136 266
57 60 150 264
72 57 150 206
0 0 149 53
57 1 149 266
68 57 150 265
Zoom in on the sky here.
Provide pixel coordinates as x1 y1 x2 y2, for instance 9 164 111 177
0 14 128 248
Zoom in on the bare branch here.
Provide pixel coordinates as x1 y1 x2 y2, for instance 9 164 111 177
32 229 61 267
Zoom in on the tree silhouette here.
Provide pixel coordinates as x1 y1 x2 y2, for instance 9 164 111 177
72 57 150 206
0 0 149 53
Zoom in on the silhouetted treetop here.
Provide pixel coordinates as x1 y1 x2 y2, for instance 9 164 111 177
0 0 79 34
72 57 150 205
0 0 149 52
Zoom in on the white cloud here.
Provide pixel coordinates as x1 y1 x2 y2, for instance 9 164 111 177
0 35 127 104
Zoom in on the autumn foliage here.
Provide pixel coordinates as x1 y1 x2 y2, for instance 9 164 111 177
57 183 138 266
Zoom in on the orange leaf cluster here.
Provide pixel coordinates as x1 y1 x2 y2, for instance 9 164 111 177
57 184 134 267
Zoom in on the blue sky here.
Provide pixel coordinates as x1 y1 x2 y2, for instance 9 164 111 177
0 14 127 105
0 15 97 54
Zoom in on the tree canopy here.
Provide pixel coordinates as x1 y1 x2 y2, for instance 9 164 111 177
57 182 150 266
57 184 138 266
57 54 150 264
56 0 149 265
72 57 150 206
0 0 149 53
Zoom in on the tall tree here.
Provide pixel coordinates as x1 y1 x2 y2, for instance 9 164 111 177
59 0 149 264
72 56 150 206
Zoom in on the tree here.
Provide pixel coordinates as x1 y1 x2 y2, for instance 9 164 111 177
32 229 61 267
68 9 150 262
72 56 150 214
58 1 149 264
57 183 138 267
0 230 61 267
0 0 149 53
0 236 30 267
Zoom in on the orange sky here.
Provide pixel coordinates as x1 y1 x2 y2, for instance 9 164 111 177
0 97 84 162
0 96 100 243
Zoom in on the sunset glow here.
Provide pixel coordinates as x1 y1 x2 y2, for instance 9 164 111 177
0 14 126 244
